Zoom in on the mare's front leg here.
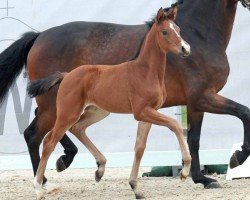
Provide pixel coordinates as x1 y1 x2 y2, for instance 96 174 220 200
193 92 250 168
187 109 221 188
129 121 152 199
70 106 110 182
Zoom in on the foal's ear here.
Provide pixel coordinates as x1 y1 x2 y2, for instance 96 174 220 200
167 6 178 21
155 7 165 23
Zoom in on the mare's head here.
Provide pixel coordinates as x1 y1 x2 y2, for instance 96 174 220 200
154 7 190 57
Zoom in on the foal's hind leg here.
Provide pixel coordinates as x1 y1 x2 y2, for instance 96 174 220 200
25 108 76 193
34 100 84 199
70 106 110 182
129 121 151 199
134 107 192 180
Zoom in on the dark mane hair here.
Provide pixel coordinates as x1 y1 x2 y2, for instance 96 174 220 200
145 0 183 28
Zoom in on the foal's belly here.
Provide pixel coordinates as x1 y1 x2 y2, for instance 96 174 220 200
88 92 132 114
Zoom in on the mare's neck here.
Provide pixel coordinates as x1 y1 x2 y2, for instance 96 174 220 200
178 0 238 49
136 24 166 81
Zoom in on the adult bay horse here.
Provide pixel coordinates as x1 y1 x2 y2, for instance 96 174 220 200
29 8 191 199
0 0 249 190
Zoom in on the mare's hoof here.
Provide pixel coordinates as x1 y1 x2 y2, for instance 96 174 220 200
229 152 240 169
56 157 67 172
135 193 145 199
204 182 222 189
95 170 102 182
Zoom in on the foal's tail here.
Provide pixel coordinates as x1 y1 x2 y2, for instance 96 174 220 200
27 72 66 97
0 32 39 104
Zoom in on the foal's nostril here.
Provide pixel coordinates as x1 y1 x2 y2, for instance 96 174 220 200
182 46 189 57
182 46 186 53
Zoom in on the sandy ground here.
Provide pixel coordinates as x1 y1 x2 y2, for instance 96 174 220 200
0 167 250 200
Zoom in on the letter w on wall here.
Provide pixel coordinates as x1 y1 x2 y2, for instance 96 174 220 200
0 80 32 135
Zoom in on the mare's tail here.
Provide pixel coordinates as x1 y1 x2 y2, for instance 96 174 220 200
0 31 40 104
27 72 66 97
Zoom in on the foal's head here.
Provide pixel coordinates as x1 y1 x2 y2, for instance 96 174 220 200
154 7 191 57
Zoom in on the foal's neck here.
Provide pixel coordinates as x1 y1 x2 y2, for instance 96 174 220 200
136 24 166 81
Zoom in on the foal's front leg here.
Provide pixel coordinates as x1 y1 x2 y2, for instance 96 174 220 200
129 121 152 199
134 107 192 180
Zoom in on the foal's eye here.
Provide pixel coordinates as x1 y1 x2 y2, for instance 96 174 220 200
162 30 168 36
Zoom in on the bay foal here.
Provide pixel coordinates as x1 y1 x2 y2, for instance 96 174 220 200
29 8 191 199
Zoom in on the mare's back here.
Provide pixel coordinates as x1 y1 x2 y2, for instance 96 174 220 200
28 21 149 79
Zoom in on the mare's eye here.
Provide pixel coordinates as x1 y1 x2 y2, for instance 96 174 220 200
162 30 168 36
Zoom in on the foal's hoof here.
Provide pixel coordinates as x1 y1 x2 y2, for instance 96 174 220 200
35 190 45 200
135 191 145 199
36 194 45 200
229 152 240 169
95 170 103 182
43 182 61 194
204 182 222 189
180 170 188 181
56 157 67 172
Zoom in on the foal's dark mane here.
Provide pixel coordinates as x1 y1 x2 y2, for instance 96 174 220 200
145 1 183 28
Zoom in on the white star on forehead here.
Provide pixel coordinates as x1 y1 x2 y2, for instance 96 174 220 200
169 22 181 39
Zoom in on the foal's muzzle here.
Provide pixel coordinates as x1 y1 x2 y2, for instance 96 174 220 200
181 41 191 57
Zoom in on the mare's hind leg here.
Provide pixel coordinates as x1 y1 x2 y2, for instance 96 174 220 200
24 115 47 184
129 121 151 199
70 106 110 182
